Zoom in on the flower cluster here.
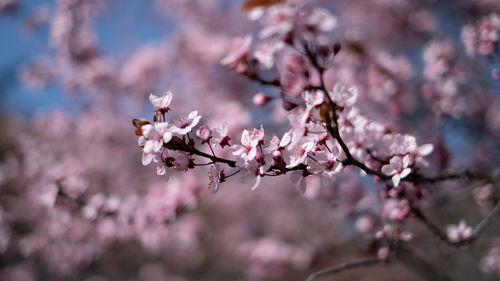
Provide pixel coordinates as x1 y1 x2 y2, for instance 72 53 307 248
5 0 500 280
461 13 500 80
137 81 434 195
137 91 201 179
462 13 500 57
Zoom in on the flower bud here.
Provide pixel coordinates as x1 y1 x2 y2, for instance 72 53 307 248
333 42 341 56
317 45 330 58
255 151 265 165
272 150 286 167
253 92 272 107
196 125 212 144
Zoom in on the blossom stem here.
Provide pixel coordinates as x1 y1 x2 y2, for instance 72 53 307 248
208 142 217 158
412 200 500 247
301 41 492 186
305 257 388 281
225 169 241 178
165 140 307 173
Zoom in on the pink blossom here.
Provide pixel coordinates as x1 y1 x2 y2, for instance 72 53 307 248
330 82 358 107
253 92 272 107
460 14 500 57
480 242 500 275
423 40 455 79
287 141 315 168
461 25 478 57
233 129 260 164
446 220 473 242
141 122 173 165
377 246 389 259
307 150 343 176
474 184 493 207
301 90 324 111
248 126 265 146
149 91 173 111
169 111 201 135
412 143 434 167
211 122 231 148
259 5 296 39
301 7 338 38
254 41 284 69
264 130 292 154
196 125 212 144
381 155 412 187
246 159 267 190
220 34 252 66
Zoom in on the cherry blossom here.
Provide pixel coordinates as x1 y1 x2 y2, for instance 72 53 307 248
3 1 500 280
140 123 172 165
258 4 296 39
287 141 315 168
149 91 173 112
447 220 473 242
169 111 201 135
233 129 260 164
330 82 358 107
220 34 252 72
264 130 292 154
195 125 212 144
307 150 343 176
211 122 231 148
252 92 272 106
381 155 412 187
254 40 284 69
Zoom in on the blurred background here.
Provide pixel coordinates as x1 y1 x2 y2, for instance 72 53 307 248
0 0 500 280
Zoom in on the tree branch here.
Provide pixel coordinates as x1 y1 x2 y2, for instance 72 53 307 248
305 257 387 281
164 137 307 174
413 200 500 247
397 247 455 281
300 42 492 186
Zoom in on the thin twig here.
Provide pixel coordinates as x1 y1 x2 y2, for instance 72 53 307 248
164 138 307 174
397 247 455 281
300 42 492 186
413 201 500 247
305 257 387 281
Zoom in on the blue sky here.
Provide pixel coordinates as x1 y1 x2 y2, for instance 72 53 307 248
0 0 172 116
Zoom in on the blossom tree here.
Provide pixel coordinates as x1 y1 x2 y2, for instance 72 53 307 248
1 0 500 281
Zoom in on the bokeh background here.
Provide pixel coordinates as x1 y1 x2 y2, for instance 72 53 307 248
1 1 500 281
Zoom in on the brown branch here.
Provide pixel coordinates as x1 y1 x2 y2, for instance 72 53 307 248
413 201 500 247
397 247 455 281
164 137 307 174
305 257 387 281
300 41 493 186
245 72 281 87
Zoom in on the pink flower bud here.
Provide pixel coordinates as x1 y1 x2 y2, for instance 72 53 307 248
377 247 389 260
272 150 286 167
253 92 272 107
196 125 212 144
